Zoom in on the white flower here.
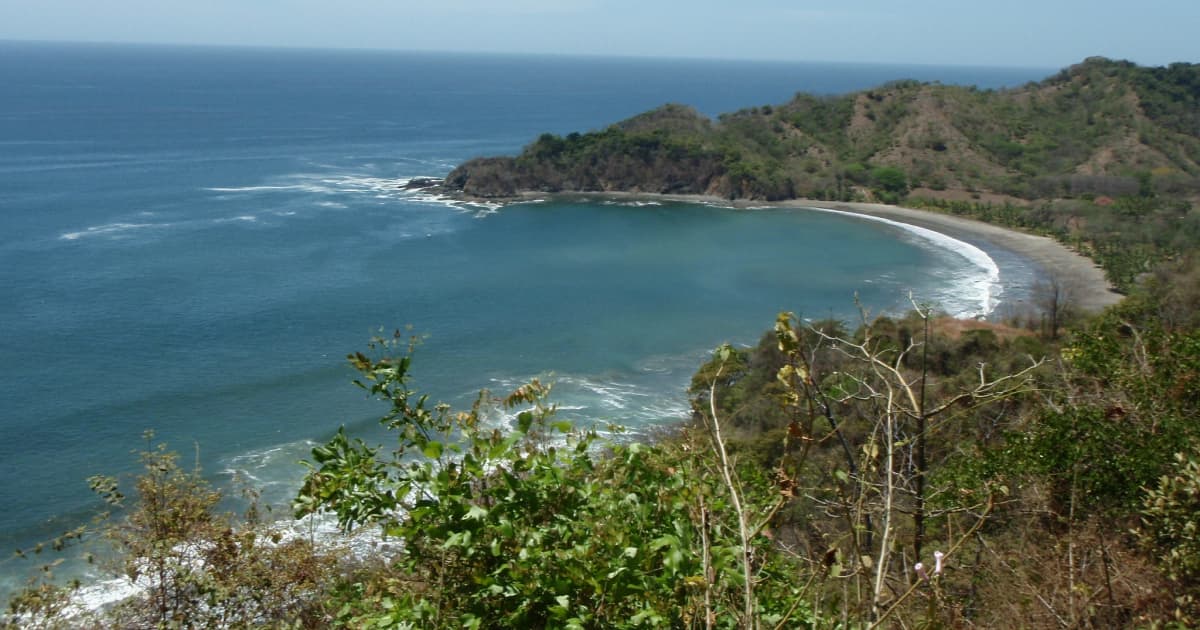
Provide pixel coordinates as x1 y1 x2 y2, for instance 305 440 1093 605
933 550 945 575
914 562 928 581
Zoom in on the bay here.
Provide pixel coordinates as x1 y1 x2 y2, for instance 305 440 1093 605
0 41 1049 596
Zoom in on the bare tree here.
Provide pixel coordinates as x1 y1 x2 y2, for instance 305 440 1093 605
1034 273 1075 340
765 310 1043 621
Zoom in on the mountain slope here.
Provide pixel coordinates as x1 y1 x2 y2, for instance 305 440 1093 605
442 57 1200 204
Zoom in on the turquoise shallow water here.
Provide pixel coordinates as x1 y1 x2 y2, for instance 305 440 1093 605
0 41 1049 597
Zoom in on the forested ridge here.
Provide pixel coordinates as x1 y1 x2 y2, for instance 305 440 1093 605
446 57 1200 206
7 58 1200 629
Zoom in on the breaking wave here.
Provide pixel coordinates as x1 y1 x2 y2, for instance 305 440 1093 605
805 206 1002 318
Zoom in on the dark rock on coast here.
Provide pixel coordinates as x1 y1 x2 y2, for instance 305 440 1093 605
402 177 442 190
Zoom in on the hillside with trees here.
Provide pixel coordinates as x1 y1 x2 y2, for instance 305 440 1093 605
445 57 1200 205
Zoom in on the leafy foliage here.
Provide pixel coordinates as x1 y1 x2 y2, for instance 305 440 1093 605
1140 453 1200 588
4 435 338 629
103 441 338 629
295 332 821 628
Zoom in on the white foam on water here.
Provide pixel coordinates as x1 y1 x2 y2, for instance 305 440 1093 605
42 511 397 623
486 372 690 430
219 439 322 499
247 172 502 215
601 200 663 207
56 574 143 621
203 185 312 193
214 215 257 223
206 175 404 198
804 206 1002 318
59 212 278 244
399 184 507 215
59 222 164 241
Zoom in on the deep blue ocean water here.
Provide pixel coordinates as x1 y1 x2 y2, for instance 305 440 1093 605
0 40 1051 597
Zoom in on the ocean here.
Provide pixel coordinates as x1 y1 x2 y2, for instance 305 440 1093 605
0 40 1050 599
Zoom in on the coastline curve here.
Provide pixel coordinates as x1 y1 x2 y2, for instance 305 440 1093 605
475 190 1125 316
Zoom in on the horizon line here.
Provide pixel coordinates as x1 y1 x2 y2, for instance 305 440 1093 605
0 37 1073 72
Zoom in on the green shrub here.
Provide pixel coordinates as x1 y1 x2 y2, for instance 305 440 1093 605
296 333 822 628
1140 452 1200 585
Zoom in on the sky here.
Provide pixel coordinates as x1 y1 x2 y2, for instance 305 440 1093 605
1 0 1197 68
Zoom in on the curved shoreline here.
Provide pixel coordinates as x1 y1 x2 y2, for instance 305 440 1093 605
778 199 1123 314
498 190 1125 314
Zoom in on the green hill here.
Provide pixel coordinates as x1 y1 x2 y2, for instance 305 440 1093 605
444 57 1200 204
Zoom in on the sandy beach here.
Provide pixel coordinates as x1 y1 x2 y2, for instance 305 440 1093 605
781 199 1124 313
510 191 1125 315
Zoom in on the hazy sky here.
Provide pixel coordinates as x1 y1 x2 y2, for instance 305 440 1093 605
2 0 1196 68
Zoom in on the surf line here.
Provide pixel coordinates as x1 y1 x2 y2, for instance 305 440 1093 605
803 205 1002 318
